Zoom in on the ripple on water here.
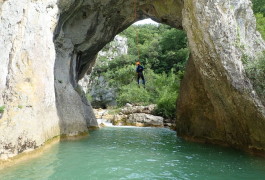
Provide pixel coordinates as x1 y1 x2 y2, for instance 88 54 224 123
1 127 265 180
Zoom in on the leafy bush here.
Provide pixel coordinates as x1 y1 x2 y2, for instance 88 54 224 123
88 24 187 118
252 0 265 40
120 24 189 74
155 91 178 119
104 64 136 88
152 70 180 119
116 68 181 118
255 13 265 40
117 83 152 106
0 106 5 114
244 52 265 105
252 0 265 16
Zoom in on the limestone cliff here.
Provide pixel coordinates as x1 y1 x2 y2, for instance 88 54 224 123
0 0 265 160
0 0 61 160
177 0 265 153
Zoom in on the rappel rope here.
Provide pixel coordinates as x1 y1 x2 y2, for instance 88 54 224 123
134 0 141 60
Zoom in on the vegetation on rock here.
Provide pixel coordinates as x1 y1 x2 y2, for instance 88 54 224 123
253 0 265 39
0 106 5 114
244 52 265 105
244 0 265 104
255 13 265 40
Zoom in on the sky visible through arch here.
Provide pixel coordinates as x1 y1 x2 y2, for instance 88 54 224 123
133 18 159 25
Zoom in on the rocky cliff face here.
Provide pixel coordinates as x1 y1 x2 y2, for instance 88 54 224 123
0 0 264 160
0 0 61 160
79 35 128 108
177 0 265 153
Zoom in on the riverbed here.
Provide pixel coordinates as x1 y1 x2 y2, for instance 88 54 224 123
1 127 265 179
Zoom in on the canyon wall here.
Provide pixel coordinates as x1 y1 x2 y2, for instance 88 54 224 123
176 0 265 153
0 0 264 160
0 0 61 159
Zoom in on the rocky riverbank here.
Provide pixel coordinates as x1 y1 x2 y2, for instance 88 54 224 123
94 104 175 129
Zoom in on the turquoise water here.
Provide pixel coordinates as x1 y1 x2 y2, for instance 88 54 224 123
1 127 265 180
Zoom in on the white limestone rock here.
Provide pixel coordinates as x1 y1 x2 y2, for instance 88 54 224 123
127 113 164 127
121 104 156 115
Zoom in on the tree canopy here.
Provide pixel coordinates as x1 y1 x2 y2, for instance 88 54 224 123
252 0 265 39
88 24 188 118
252 0 265 16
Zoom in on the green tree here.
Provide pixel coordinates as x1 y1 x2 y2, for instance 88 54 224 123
252 0 265 40
255 13 265 40
121 24 189 74
89 23 188 118
252 0 265 15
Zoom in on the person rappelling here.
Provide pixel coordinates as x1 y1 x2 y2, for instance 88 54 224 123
136 61 145 87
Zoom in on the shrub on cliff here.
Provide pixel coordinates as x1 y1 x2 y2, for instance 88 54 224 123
0 106 5 114
255 13 265 40
245 52 265 105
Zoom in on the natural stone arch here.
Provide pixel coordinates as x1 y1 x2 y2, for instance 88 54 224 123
0 0 265 160
53 0 184 135
54 0 265 153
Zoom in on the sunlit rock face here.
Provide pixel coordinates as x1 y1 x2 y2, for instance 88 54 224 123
177 0 265 152
0 0 264 160
0 0 60 160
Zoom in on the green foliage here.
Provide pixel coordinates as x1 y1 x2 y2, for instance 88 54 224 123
160 29 187 52
117 84 152 106
86 93 93 102
252 0 265 16
152 70 180 119
0 106 5 113
252 0 265 40
120 24 189 73
155 92 177 119
244 52 265 105
92 55 136 77
18 105 23 109
116 68 181 118
89 23 188 118
255 13 265 40
104 64 136 88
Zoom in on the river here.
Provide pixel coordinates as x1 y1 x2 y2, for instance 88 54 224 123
1 127 265 180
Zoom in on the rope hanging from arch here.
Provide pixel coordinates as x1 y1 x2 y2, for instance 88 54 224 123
134 0 141 60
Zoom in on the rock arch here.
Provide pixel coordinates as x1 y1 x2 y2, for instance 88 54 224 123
0 0 265 159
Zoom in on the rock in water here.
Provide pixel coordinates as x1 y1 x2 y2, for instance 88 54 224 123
127 113 164 127
121 104 156 115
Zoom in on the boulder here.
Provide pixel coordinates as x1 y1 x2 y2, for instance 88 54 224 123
121 104 156 115
127 113 164 127
112 114 128 126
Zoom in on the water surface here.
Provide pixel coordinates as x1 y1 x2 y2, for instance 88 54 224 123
1 127 265 180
